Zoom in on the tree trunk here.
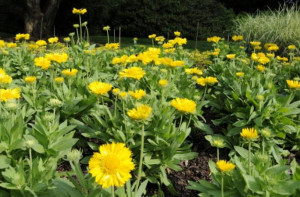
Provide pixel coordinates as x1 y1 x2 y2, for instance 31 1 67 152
24 0 61 39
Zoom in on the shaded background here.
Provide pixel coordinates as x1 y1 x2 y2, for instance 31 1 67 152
0 0 297 40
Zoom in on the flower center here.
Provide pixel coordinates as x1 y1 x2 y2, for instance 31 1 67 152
103 154 120 173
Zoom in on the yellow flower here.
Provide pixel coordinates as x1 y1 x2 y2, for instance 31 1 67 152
112 88 120 95
64 37 71 42
155 36 165 43
240 128 258 140
254 46 262 50
46 53 68 63
36 40 47 46
207 36 221 43
25 76 36 83
48 37 58 44
72 8 87 15
148 34 156 39
7 43 17 48
127 105 152 120
226 54 236 60
103 26 110 31
159 79 168 87
250 41 261 46
129 89 146 100
15 33 30 41
286 80 300 89
119 67 145 80
55 77 64 83
256 65 265 72
89 143 135 188
0 88 21 102
216 160 235 172
197 76 218 86
266 53 275 58
213 140 225 148
170 98 196 114
232 35 243 41
211 48 220 56
0 69 12 84
277 56 288 62
185 68 203 75
88 81 113 96
0 40 5 47
236 72 244 77
174 31 181 37
34 57 51 70
267 44 279 51
105 43 119 50
118 91 128 98
288 45 296 50
62 69 78 77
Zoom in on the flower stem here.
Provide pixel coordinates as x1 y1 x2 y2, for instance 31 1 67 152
217 148 220 161
221 174 224 197
29 148 33 188
111 186 115 197
107 30 110 44
134 123 145 196
179 114 183 129
79 15 82 43
248 142 251 175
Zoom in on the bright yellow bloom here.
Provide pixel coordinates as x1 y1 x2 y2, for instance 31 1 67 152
112 88 120 95
164 48 175 53
64 37 71 42
72 8 87 15
250 41 261 46
155 36 165 43
159 79 168 87
207 36 221 43
15 33 30 41
127 105 152 120
185 68 203 75
118 91 128 98
119 67 145 80
36 40 47 46
232 35 243 41
148 34 156 39
254 46 262 50
236 72 244 77
288 45 296 50
89 143 135 188
170 98 196 114
213 140 225 148
0 88 21 102
88 81 113 95
34 57 51 70
211 48 220 56
266 53 275 58
105 43 119 50
277 56 288 62
174 31 181 37
240 128 258 140
55 77 64 83
256 65 265 72
48 37 58 44
286 80 300 89
62 69 78 77
173 37 187 45
216 160 235 172
258 56 270 64
25 76 36 83
267 44 279 51
103 26 110 31
226 54 236 60
197 76 218 86
0 69 12 84
46 53 68 63
7 43 17 48
0 40 5 47
129 89 146 100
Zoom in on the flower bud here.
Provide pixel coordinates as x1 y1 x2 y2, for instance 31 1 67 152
66 149 82 163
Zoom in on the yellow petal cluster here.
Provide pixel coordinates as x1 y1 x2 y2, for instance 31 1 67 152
216 160 235 172
251 53 270 64
129 89 146 100
207 36 221 43
148 34 156 39
105 43 119 50
62 69 78 77
256 65 265 72
170 98 196 114
232 35 243 41
276 56 288 62
250 41 261 46
72 8 87 15
159 79 168 87
34 57 51 70
286 80 300 89
174 31 181 37
127 105 152 120
15 33 30 41
7 43 17 48
236 72 244 77
185 68 203 75
288 45 296 50
196 76 218 86
36 40 47 46
55 77 64 83
88 81 113 95
226 54 236 60
89 143 135 188
240 128 258 140
119 67 145 80
0 88 21 102
0 69 12 84
48 37 58 44
25 76 36 83
46 53 68 63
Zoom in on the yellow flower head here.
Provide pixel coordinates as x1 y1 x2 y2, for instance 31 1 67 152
267 53 275 58
240 127 258 140
46 53 68 63
72 8 87 15
7 43 17 48
55 77 64 83
0 88 21 102
103 26 110 31
25 76 36 83
48 37 59 44
232 35 243 41
207 36 221 43
256 65 265 72
174 31 181 37
88 81 113 96
226 54 236 60
148 34 156 39
185 68 203 75
119 67 145 80
64 37 71 42
286 80 300 89
62 68 78 77
159 79 168 87
89 143 135 188
250 41 261 46
129 89 146 100
127 105 152 120
15 33 30 41
277 56 288 62
267 44 279 51
216 160 235 172
0 40 5 47
170 98 196 114
288 45 296 50
34 57 51 70
105 43 119 50
254 46 262 50
36 40 47 46
0 69 12 84
118 91 128 98
236 72 244 77
112 88 120 95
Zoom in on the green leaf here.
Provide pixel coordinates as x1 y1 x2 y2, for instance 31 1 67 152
0 155 10 169
173 152 198 160
194 121 213 134
135 180 148 197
